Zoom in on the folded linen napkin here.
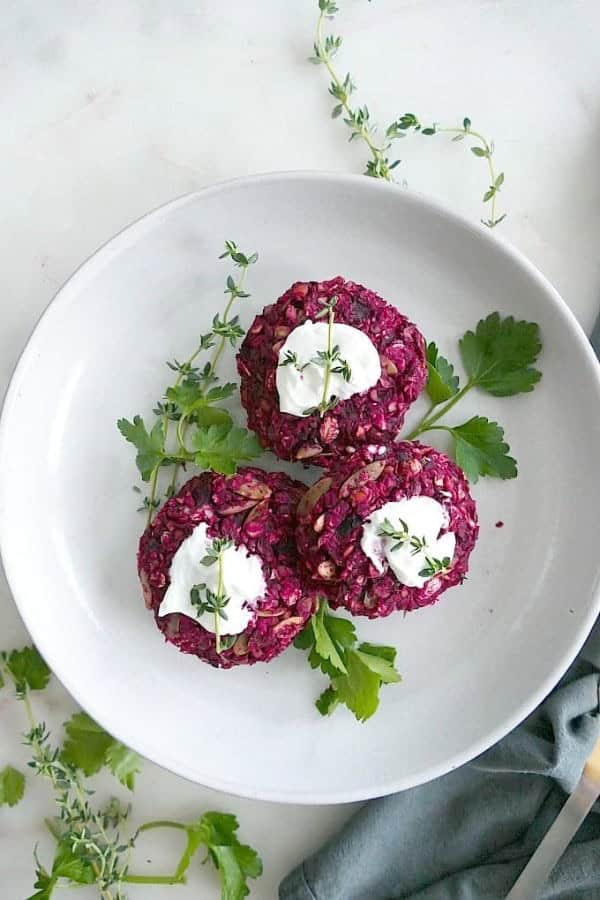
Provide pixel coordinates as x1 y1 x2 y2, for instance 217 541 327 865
280 323 600 900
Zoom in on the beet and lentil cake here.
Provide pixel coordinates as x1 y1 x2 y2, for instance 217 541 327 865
138 468 315 668
295 442 479 617
237 276 427 467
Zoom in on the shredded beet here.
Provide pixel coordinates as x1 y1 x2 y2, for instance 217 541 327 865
237 276 427 467
138 468 315 668
295 442 479 617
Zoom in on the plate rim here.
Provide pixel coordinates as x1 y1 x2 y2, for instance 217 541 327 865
2 169 600 804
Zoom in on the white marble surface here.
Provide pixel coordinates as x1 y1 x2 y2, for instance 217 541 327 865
1 1 600 896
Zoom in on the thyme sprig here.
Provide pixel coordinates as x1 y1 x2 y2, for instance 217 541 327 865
311 1 506 227
303 295 351 416
377 519 431 559
190 538 233 653
279 350 309 372
419 556 452 579
0 646 262 899
118 242 262 524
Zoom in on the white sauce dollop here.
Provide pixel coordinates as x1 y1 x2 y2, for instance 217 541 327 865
276 320 381 417
360 497 456 589
158 523 266 634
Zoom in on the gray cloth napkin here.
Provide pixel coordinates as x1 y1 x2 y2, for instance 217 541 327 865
280 323 600 900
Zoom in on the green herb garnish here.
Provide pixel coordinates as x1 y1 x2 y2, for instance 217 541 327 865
0 645 262 899
295 598 401 722
0 764 25 808
376 516 410 552
310 295 351 415
279 349 309 372
406 313 542 482
418 556 452 579
310 1 506 227
118 241 262 523
190 538 233 653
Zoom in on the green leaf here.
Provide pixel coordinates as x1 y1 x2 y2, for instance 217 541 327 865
52 839 95 884
61 712 113 776
463 117 471 129
297 600 402 722
195 406 233 427
354 644 401 684
5 646 51 695
165 381 205 415
105 742 141 790
0 765 25 807
332 650 382 722
28 864 55 900
176 812 262 900
495 172 505 188
459 312 542 396
117 416 164 481
205 383 237 404
310 602 349 674
421 127 436 135
483 187 495 202
471 146 487 157
316 686 339 716
426 342 460 405
293 623 314 651
191 424 262 474
450 416 517 482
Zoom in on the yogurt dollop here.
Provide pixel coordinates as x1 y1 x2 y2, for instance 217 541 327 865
158 523 266 634
276 320 381 417
361 497 456 589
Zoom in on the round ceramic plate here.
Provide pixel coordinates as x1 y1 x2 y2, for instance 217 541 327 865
2 172 600 804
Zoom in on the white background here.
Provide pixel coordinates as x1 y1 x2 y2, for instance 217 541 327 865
2 1 600 897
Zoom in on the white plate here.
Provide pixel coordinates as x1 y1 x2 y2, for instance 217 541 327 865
2 172 600 804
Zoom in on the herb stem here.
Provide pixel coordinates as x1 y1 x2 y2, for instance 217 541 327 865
436 126 498 225
316 9 389 176
123 873 185 885
405 380 474 439
168 264 249 495
137 820 187 834
320 305 335 413
215 549 225 654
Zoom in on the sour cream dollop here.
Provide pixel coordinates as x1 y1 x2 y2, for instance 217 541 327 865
276 320 381 417
158 523 266 634
360 497 456 589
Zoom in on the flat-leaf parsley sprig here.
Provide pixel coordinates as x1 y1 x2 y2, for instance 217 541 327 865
118 241 261 524
294 598 401 722
0 645 263 900
405 313 542 482
310 1 506 227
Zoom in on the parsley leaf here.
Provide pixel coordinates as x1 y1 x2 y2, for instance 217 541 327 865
426 341 459 404
4 646 51 697
51 839 95 884
459 313 542 396
450 416 517 482
191 424 262 475
173 812 262 900
105 741 142 790
117 416 164 481
0 764 25 807
295 599 401 722
332 650 382 722
61 712 113 776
